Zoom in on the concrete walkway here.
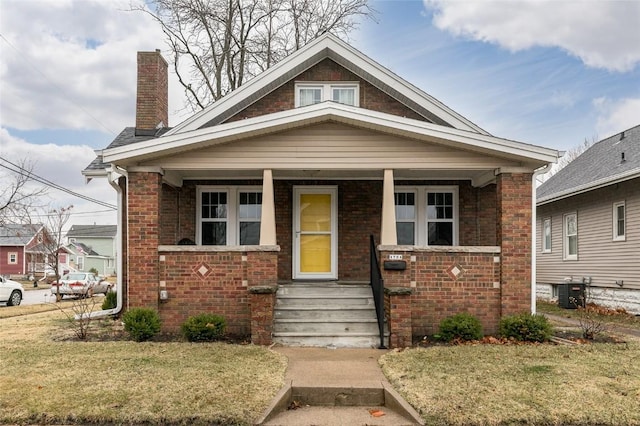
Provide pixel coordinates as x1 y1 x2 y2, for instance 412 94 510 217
256 347 424 425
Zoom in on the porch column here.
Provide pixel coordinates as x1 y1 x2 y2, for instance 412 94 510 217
380 169 397 245
127 168 163 309
496 172 533 316
259 169 276 245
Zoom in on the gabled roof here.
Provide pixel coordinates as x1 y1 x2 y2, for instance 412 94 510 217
67 225 117 239
68 241 100 256
103 101 559 168
165 33 489 136
537 124 640 204
0 224 43 246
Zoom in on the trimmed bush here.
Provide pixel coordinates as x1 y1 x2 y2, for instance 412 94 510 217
101 291 117 310
122 308 161 342
438 312 483 342
499 313 552 342
181 314 226 342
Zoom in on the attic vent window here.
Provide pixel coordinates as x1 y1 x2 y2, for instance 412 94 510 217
295 82 359 107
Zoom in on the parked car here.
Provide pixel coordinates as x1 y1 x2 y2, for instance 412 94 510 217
0 276 24 306
50 273 112 298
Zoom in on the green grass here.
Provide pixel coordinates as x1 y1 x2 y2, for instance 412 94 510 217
380 343 640 425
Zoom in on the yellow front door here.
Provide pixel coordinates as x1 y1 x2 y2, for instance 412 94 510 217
294 187 337 279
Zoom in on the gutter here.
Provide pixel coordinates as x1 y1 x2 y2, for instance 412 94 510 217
76 166 126 320
531 162 554 314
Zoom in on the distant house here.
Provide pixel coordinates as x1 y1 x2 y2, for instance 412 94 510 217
85 34 559 347
65 225 117 276
537 124 640 314
0 224 48 278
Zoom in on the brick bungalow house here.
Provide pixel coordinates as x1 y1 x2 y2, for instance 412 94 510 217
84 34 559 347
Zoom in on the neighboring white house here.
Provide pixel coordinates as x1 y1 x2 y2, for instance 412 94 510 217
536 124 640 314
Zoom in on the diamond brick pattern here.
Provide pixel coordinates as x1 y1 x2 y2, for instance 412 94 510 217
193 262 213 280
447 263 465 280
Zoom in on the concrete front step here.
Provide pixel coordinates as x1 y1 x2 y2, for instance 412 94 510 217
274 319 380 334
273 282 388 348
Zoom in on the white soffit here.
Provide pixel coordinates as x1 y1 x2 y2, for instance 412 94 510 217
103 102 559 165
164 33 488 136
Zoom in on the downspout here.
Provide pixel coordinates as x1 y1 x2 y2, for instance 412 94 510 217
531 163 553 314
78 166 126 320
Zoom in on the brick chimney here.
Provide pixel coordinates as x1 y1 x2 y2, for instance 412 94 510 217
135 49 168 135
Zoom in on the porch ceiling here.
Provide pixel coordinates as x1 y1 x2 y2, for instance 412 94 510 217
163 168 498 187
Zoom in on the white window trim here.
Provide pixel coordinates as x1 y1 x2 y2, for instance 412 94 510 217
8 252 18 264
76 256 85 270
542 217 551 253
563 212 578 261
294 81 360 107
395 186 459 246
613 201 626 241
197 186 262 245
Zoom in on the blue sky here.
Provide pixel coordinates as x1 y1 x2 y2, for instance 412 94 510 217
1 0 639 226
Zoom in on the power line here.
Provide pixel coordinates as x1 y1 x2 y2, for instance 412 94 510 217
0 157 117 210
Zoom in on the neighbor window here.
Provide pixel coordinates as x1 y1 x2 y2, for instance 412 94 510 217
198 187 262 245
613 201 625 241
395 186 458 246
295 82 359 107
563 213 578 260
8 252 17 264
542 218 551 253
76 256 84 270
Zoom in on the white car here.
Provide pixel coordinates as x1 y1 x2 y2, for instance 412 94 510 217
50 272 112 298
0 276 24 306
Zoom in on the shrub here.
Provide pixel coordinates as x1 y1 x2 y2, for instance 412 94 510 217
181 314 226 342
89 267 99 276
438 312 483 342
122 308 161 342
499 313 552 342
101 291 117 310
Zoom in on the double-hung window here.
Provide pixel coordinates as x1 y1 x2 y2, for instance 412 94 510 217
395 186 458 246
563 213 578 260
542 218 551 253
295 82 359 107
395 191 416 245
198 187 262 245
613 201 625 241
8 252 17 264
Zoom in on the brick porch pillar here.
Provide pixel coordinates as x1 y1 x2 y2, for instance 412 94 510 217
496 172 533 316
127 169 162 309
385 287 413 348
249 286 278 345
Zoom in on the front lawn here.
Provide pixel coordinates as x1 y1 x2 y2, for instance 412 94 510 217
538 299 640 330
0 310 287 425
381 342 640 426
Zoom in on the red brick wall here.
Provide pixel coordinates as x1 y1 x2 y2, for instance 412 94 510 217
381 249 501 339
497 173 533 316
157 249 278 336
225 59 427 123
127 171 161 309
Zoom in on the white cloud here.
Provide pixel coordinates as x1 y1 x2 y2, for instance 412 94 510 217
593 97 640 138
0 128 116 227
0 0 188 133
424 0 640 72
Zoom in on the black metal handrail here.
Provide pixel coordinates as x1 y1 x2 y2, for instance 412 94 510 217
370 235 386 349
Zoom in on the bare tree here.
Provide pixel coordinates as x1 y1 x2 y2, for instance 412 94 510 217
0 157 47 226
41 205 73 301
135 0 375 110
541 135 598 182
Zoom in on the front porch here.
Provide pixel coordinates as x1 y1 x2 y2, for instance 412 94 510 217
121 167 533 348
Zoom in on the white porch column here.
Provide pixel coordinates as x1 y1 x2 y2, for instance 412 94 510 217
380 169 397 245
259 169 277 245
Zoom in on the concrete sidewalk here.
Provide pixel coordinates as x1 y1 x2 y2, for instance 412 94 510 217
255 347 424 425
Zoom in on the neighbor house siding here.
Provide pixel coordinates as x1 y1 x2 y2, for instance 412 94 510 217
537 178 640 290
0 246 24 275
142 122 521 171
